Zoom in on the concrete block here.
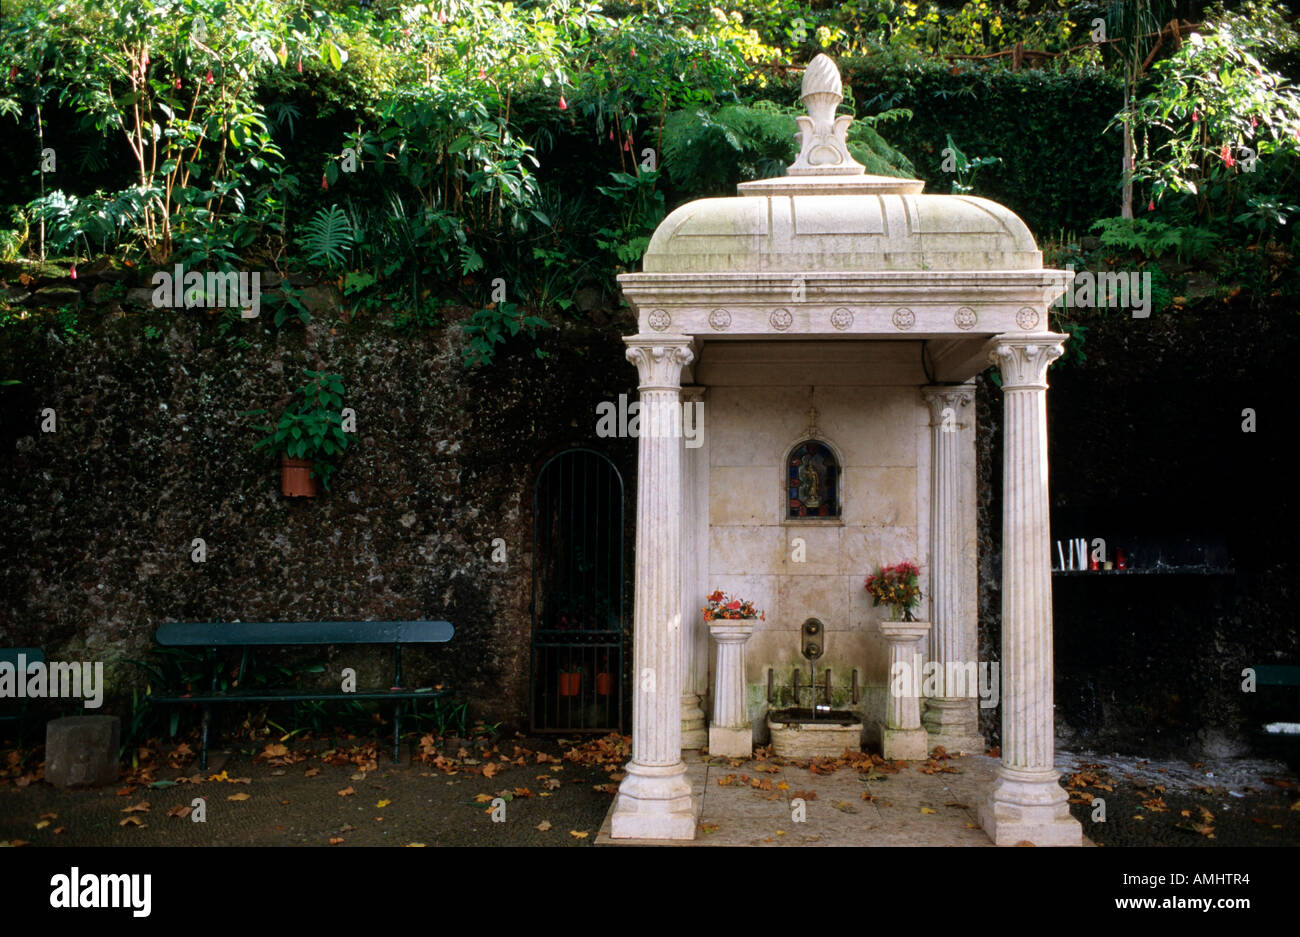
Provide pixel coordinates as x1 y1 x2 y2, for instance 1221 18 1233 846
45 715 120 788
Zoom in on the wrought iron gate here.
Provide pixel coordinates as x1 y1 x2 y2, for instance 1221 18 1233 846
530 449 626 732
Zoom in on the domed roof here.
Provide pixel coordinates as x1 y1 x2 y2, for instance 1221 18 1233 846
640 55 1041 275
641 189 1041 273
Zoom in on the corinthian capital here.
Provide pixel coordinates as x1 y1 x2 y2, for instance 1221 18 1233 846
922 384 975 425
625 336 695 390
988 334 1067 390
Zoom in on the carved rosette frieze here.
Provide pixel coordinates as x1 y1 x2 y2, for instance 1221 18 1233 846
770 308 793 331
1015 306 1041 330
954 306 977 330
647 308 671 331
892 307 915 331
830 307 854 330
708 308 732 331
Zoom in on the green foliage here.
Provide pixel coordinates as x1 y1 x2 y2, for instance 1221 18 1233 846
594 170 666 269
1123 1 1300 230
940 133 1001 194
1090 217 1220 262
460 301 551 368
246 369 350 490
298 205 355 269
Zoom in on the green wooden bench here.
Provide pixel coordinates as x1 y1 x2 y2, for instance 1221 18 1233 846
148 621 454 768
0 647 45 747
1252 664 1300 772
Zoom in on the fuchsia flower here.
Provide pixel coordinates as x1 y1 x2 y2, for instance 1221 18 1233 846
9 67 16 80
1192 109 1200 122
1221 144 1235 167
297 59 303 73
321 173 328 190
1148 199 1155 212
558 95 567 110
173 77 181 90
205 69 214 85
70 265 76 280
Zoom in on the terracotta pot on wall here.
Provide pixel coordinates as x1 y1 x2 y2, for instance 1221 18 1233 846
595 672 612 696
281 457 317 497
558 672 582 697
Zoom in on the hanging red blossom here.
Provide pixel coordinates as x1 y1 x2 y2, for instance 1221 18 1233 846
205 69 214 85
1147 199 1155 212
558 95 567 110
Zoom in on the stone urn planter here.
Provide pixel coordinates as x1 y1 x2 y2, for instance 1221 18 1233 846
877 619 932 760
708 620 756 758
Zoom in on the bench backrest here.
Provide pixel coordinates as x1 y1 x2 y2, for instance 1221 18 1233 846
155 621 454 647
1254 665 1300 687
0 648 45 667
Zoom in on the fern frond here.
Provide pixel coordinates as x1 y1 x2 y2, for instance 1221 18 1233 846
299 205 354 269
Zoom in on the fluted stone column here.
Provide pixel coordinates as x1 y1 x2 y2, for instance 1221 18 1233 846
611 336 697 840
878 621 931 760
708 622 755 757
921 384 984 754
680 387 708 749
978 333 1082 846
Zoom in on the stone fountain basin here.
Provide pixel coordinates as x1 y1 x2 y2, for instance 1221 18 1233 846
767 708 863 759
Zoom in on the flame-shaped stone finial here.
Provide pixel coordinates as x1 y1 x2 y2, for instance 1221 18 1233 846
787 53 865 176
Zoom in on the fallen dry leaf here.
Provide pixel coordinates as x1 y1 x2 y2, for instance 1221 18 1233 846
536 820 552 832
376 799 391 808
119 816 145 828
569 830 589 839
337 786 356 797
304 768 320 778
329 837 344 845
121 801 150 814
920 807 937 815
167 805 193 819
227 792 250 802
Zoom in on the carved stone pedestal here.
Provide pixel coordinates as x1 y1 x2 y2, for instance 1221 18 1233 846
708 621 756 758
878 620 932 761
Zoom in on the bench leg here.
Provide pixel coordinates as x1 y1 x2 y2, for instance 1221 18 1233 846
200 704 211 771
392 701 402 764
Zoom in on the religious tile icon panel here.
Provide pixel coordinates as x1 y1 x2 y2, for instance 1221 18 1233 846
788 440 840 518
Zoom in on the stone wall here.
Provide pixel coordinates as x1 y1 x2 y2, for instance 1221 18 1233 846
0 278 638 731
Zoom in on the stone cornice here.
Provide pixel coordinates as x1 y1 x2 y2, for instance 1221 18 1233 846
619 270 1071 339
